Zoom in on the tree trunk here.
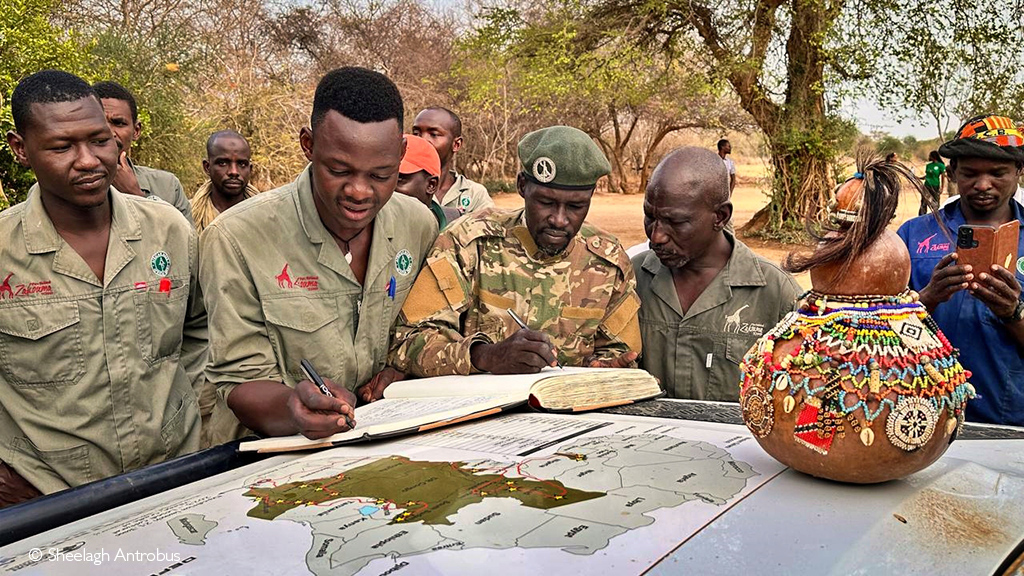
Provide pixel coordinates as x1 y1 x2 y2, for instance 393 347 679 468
684 0 839 235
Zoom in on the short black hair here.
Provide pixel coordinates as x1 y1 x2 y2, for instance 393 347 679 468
11 70 97 133
310 67 403 130
423 106 462 138
206 129 249 157
92 81 138 122
717 139 729 151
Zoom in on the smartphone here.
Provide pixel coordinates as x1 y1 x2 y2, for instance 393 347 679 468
956 221 1020 273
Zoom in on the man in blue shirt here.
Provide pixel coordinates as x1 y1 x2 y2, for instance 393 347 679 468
897 114 1024 426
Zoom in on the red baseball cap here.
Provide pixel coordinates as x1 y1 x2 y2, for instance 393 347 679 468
400 134 441 177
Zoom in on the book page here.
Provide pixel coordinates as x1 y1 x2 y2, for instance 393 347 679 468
239 394 523 452
383 366 610 399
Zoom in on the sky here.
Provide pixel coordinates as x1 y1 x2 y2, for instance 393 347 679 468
844 98 959 141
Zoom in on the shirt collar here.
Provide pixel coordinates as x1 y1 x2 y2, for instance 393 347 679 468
22 183 142 255
640 231 766 288
293 165 397 244
440 171 466 206
944 197 1024 227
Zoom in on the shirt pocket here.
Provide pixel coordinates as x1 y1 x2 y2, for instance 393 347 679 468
159 387 199 459
0 301 86 387
134 281 189 363
11 436 94 488
262 295 341 383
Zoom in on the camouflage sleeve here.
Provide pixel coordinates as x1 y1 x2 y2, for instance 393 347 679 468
389 233 488 377
591 245 643 363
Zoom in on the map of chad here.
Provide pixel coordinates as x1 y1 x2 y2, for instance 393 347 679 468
235 434 758 576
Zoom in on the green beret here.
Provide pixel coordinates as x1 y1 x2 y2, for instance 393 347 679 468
518 126 611 190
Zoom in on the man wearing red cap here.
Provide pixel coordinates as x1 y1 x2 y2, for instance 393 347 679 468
396 134 460 229
897 114 1024 425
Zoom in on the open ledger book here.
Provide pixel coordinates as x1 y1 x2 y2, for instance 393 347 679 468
240 367 662 453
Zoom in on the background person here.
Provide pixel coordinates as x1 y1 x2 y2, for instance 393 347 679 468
191 130 260 234
412 106 494 215
91 81 194 225
897 114 1024 426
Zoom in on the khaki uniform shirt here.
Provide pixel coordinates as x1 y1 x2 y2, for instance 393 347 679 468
439 172 493 215
0 187 206 493
130 160 195 227
633 234 800 401
391 208 642 377
201 167 438 444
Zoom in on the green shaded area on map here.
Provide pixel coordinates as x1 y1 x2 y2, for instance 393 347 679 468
243 455 605 525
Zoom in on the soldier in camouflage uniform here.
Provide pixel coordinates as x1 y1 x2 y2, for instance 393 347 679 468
387 126 642 383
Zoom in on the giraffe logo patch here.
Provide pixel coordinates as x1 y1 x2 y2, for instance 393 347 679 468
395 249 413 276
150 251 171 277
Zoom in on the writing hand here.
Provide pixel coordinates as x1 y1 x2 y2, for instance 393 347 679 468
287 377 356 439
470 329 557 374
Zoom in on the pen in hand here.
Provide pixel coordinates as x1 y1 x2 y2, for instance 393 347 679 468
506 308 563 369
300 359 356 430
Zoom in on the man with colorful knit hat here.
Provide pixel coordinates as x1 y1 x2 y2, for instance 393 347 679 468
395 134 460 229
897 114 1024 425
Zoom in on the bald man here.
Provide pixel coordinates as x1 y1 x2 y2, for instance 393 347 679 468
633 147 800 401
191 130 259 233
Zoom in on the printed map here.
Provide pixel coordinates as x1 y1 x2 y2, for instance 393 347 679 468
0 414 785 576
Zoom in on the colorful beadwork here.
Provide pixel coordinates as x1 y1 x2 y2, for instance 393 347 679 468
739 290 974 455
742 385 774 438
886 397 938 451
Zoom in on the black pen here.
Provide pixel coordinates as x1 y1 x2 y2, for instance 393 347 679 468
506 308 563 369
300 359 356 430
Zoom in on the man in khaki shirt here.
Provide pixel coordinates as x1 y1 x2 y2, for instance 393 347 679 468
92 81 195 226
201 67 438 444
0 71 206 505
412 107 494 215
634 147 800 401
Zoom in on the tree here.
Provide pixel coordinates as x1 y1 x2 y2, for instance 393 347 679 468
0 0 91 208
452 2 748 194
590 0 853 235
868 0 1024 141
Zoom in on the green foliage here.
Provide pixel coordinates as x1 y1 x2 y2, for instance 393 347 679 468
88 28 208 192
0 0 92 207
481 179 515 194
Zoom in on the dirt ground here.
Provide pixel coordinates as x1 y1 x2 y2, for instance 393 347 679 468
494 161 932 290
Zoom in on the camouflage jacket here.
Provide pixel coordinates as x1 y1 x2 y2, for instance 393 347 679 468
390 208 642 376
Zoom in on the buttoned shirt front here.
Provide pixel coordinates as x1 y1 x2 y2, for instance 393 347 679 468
0 188 206 493
897 200 1024 425
633 235 801 401
201 166 438 443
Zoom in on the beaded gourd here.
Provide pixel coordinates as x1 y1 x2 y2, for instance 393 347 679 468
738 164 974 483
